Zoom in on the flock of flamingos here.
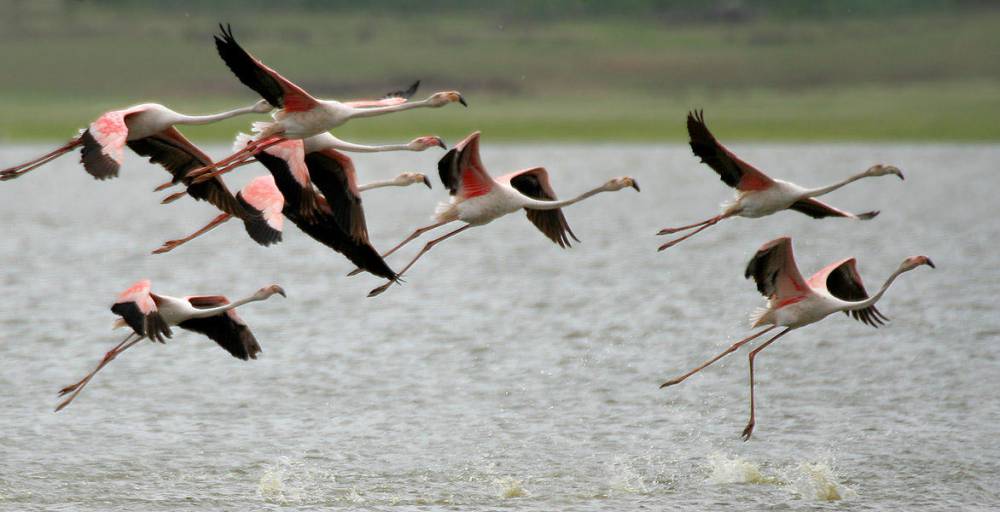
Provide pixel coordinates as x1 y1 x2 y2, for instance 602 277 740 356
1 25 933 439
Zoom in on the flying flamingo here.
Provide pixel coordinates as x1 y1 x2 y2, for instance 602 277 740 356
56 280 286 411
657 111 904 251
659 236 934 440
186 24 465 183
153 170 431 254
362 131 640 297
0 100 270 183
188 137 426 280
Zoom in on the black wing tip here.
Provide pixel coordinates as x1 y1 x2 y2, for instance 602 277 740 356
404 80 420 98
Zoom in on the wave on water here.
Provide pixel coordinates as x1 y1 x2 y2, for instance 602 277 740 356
785 460 856 502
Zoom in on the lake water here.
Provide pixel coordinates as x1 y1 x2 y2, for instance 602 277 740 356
0 142 996 510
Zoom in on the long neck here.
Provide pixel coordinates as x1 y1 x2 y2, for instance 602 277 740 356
801 171 871 198
517 185 610 210
187 294 264 319
173 104 260 126
323 137 413 153
843 267 908 311
344 99 431 120
359 179 404 191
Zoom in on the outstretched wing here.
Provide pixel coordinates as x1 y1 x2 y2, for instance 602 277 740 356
344 80 421 108
214 24 319 112
80 110 130 180
128 128 246 217
744 237 809 301
179 296 261 360
110 279 172 342
818 258 889 328
687 110 773 191
506 167 579 248
789 198 879 221
236 175 284 246
438 131 493 198
304 149 369 243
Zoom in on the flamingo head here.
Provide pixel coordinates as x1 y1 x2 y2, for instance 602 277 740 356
251 99 274 114
409 136 447 151
254 284 287 300
429 91 467 107
867 164 904 180
900 255 935 272
395 172 432 189
605 176 641 192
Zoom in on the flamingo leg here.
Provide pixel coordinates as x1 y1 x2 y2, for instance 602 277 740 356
741 327 792 441
368 224 472 297
657 214 731 252
161 160 256 204
659 326 776 388
188 137 285 184
152 213 232 254
153 179 177 192
657 215 724 235
0 139 82 181
55 333 143 412
346 220 451 277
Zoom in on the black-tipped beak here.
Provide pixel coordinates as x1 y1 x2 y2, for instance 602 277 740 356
926 258 935 269
275 285 287 297
422 176 432 189
436 138 447 149
631 180 640 192
897 171 905 180
458 95 468 107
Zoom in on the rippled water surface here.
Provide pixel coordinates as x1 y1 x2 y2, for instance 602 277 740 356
0 143 997 510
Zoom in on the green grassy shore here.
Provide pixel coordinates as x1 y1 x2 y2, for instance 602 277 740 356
1 4 998 142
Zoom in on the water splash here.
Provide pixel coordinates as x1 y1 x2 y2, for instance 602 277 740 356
705 452 778 484
787 460 855 501
492 476 528 499
606 457 649 495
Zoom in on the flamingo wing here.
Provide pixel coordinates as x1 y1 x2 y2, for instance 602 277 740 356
789 198 879 220
507 167 579 248
214 24 319 112
687 110 774 191
111 280 171 342
179 296 261 360
820 258 889 327
128 128 246 217
250 149 397 280
235 175 284 246
80 110 130 180
344 80 420 108
438 131 493 198
744 237 809 301
304 149 369 243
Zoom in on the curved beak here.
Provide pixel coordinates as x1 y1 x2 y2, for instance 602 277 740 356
894 169 905 180
458 94 468 107
422 175 432 189
274 285 287 297
631 180 641 192
435 138 447 149
925 258 935 269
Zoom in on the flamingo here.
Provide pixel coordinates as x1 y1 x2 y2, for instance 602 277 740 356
659 236 934 440
0 100 270 183
362 131 640 297
657 111 904 251
56 279 286 412
153 170 431 254
186 24 465 183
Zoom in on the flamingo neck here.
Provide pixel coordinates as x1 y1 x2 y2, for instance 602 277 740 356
315 134 413 153
186 294 266 319
517 184 611 211
344 99 430 120
843 266 908 312
173 104 260 126
359 178 405 191
800 170 871 199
